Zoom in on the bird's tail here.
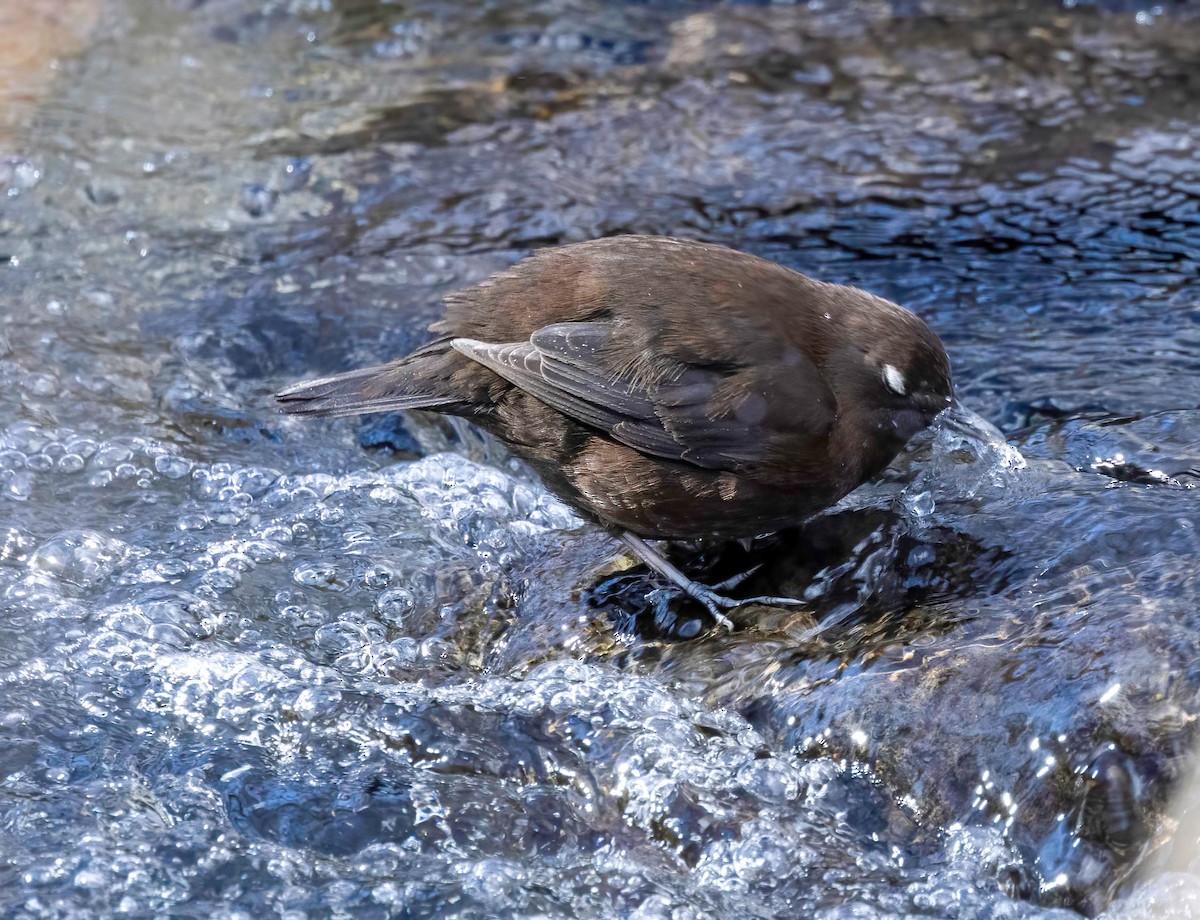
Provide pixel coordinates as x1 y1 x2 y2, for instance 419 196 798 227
275 339 460 419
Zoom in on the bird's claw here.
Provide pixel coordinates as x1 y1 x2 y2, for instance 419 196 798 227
686 585 806 632
710 564 764 592
705 603 737 631
616 531 804 634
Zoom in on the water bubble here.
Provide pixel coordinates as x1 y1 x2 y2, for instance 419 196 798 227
106 607 155 637
215 552 254 573
24 454 53 473
388 637 419 664
291 686 342 718
155 558 190 578
279 603 327 630
87 470 114 489
1 470 34 501
200 567 242 593
3 421 49 453
148 623 193 648
259 524 294 544
233 467 278 496
314 621 371 658
177 514 209 531
375 587 415 626
419 637 453 662
367 484 405 504
30 530 128 593
293 563 342 589
92 443 134 469
362 564 393 589
154 455 193 479
191 469 225 501
63 436 98 458
318 505 344 525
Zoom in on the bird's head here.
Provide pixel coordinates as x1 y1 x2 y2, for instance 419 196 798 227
825 297 954 472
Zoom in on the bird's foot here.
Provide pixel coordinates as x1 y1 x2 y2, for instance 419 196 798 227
688 589 737 631
616 531 806 634
683 582 807 632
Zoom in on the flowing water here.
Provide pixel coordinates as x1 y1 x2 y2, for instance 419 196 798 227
2 0 1200 916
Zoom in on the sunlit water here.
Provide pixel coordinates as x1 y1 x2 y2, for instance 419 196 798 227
2 1 1200 916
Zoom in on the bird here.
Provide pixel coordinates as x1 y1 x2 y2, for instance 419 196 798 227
276 235 954 630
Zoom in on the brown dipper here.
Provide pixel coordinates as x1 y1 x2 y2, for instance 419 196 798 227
277 236 953 629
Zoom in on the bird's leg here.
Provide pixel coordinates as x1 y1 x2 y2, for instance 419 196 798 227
616 531 807 631
617 532 736 630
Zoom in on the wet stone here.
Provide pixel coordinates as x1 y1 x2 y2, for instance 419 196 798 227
357 413 423 457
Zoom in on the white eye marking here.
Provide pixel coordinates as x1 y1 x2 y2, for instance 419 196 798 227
882 364 907 396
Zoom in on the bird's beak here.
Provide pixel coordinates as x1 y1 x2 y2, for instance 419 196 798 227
936 401 979 438
918 390 956 423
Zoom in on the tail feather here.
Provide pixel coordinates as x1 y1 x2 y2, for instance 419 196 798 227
275 362 454 419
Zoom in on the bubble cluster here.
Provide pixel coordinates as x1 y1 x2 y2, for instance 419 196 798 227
0 422 192 501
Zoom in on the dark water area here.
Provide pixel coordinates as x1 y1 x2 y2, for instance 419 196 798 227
2 0 1200 916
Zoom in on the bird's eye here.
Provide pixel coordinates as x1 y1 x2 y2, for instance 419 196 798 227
882 364 907 396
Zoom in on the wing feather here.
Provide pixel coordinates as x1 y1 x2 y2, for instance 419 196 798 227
452 321 835 474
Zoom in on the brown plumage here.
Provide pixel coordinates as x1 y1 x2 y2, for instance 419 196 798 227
277 236 953 627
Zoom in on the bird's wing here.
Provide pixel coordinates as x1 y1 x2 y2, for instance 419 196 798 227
451 321 836 474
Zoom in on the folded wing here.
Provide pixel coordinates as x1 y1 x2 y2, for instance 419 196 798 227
452 321 836 477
